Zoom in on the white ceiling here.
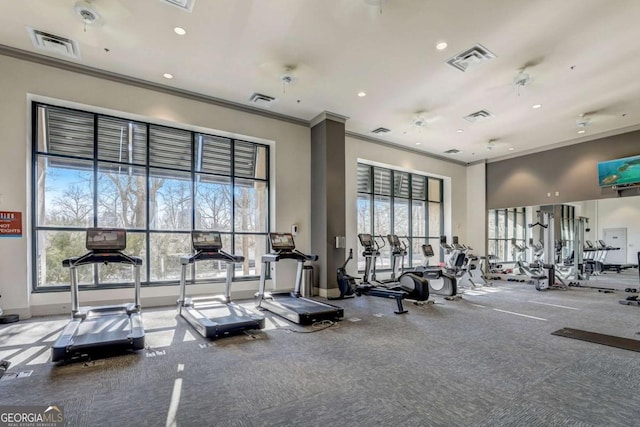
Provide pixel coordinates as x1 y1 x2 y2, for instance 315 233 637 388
2 0 640 163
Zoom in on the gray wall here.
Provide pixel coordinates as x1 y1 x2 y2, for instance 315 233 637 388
487 130 640 209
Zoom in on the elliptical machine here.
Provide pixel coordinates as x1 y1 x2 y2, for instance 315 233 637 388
411 243 459 298
331 249 357 300
387 235 451 299
351 234 430 314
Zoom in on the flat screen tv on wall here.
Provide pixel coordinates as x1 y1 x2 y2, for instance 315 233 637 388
597 154 640 187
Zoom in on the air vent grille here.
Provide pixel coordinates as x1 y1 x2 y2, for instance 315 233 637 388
249 93 277 107
371 127 390 134
161 0 195 12
463 110 494 123
27 27 80 59
444 149 461 154
446 44 496 72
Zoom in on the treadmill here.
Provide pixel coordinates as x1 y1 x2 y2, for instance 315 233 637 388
177 231 265 338
255 232 344 325
51 228 144 362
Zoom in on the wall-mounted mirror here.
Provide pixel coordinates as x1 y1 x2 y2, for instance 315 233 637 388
487 195 640 267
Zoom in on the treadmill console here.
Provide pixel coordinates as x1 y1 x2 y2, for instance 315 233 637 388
192 231 223 251
422 244 435 257
86 228 126 251
269 233 296 252
358 233 374 250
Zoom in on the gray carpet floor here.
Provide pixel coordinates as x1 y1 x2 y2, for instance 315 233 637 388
1 271 640 426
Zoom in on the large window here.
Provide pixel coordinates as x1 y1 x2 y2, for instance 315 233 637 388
356 164 444 270
32 103 270 289
487 207 526 261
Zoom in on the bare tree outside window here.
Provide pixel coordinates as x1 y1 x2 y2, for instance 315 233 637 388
357 163 444 270
32 103 270 289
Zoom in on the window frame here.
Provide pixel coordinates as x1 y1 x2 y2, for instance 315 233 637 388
31 102 270 292
356 163 444 270
487 207 527 262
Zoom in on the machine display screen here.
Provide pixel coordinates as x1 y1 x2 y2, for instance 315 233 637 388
422 244 434 257
86 228 126 251
387 234 401 247
270 233 295 251
192 231 222 250
358 233 373 248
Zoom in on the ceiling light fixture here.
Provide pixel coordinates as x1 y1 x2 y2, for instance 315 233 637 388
576 113 590 134
163 73 174 79
532 104 542 109
436 42 448 50
485 138 501 151
415 142 421 145
411 112 428 129
358 91 367 97
456 129 464 133
513 70 533 96
174 27 186 35
279 67 297 94
74 1 101 31
508 147 515 151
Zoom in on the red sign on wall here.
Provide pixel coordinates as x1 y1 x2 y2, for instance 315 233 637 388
0 211 22 238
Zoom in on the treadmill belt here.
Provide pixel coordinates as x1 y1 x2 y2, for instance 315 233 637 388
198 306 257 324
74 315 131 346
276 297 334 314
552 328 640 352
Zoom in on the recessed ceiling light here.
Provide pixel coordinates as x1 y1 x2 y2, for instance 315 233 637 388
577 129 585 134
357 91 366 97
436 41 448 50
163 73 174 79
532 104 542 109
456 129 464 133
415 142 421 145
508 147 514 151
174 27 186 35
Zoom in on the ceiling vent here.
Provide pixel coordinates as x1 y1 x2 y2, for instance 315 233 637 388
27 27 80 59
463 109 494 123
249 93 277 107
371 127 390 134
444 149 461 154
161 0 195 12
446 44 496 72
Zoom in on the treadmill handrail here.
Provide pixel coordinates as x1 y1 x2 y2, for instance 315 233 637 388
63 251 143 267
261 250 318 263
181 249 244 265
362 249 380 257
